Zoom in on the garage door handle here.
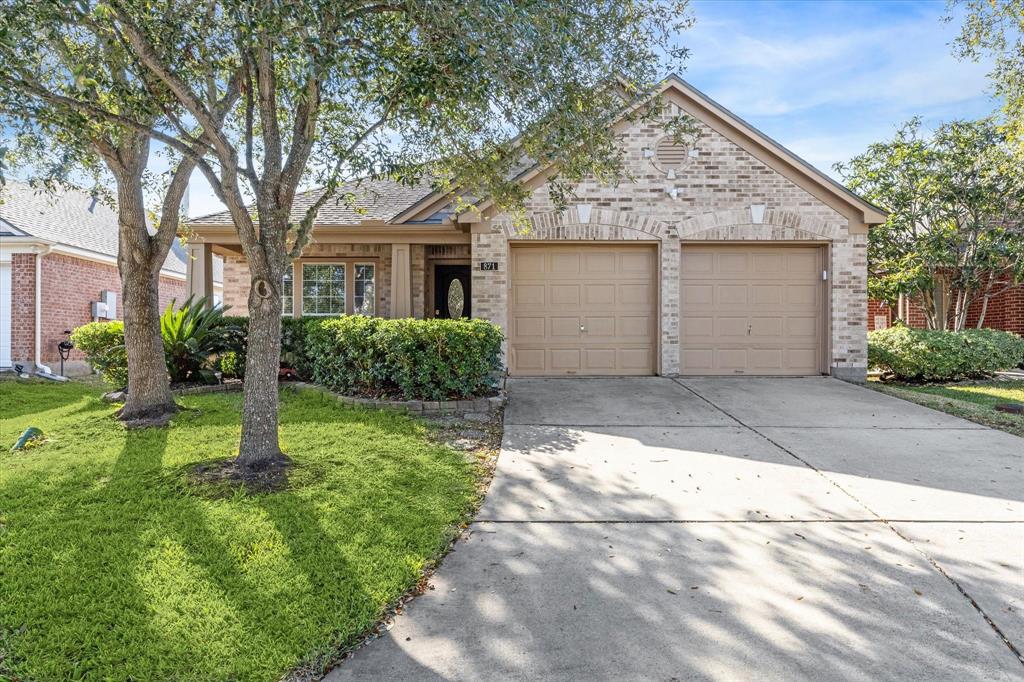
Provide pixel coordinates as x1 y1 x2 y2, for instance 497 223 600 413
747 324 752 335
580 325 586 332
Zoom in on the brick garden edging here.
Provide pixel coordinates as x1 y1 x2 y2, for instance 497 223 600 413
294 382 506 420
172 382 244 396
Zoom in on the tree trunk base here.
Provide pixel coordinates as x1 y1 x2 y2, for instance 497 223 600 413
191 452 292 493
116 401 180 429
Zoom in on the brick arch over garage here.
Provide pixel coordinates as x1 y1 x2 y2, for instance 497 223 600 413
494 206 677 242
677 207 842 241
480 208 681 375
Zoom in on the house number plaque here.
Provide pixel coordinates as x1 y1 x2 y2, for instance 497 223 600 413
479 262 499 271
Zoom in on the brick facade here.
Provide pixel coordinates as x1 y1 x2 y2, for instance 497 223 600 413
214 92 873 381
868 284 1024 334
8 251 185 369
474 98 867 380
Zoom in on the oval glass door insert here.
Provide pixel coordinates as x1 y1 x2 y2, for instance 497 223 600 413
447 278 465 318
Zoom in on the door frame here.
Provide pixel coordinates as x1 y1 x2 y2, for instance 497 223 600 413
429 260 472 319
679 241 831 376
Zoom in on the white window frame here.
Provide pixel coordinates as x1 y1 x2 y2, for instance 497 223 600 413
281 263 294 317
352 262 376 316
301 262 347 316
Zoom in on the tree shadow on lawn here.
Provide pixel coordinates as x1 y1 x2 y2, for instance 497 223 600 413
1 387 476 680
0 379 100 423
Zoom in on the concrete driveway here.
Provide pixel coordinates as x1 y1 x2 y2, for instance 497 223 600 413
330 377 1024 680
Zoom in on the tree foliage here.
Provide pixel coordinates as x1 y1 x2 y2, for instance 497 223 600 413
837 117 1024 330
2 0 693 466
948 0 1024 154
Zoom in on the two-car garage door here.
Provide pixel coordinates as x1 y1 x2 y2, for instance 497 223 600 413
507 242 825 377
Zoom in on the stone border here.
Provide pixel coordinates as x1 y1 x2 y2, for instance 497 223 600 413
295 382 505 420
172 382 244 396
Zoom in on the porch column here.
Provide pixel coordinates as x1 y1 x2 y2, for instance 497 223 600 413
390 243 412 318
185 242 213 305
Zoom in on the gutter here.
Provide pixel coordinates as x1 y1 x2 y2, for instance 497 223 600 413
32 245 66 381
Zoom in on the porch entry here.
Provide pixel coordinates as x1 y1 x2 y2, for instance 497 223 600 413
434 264 471 319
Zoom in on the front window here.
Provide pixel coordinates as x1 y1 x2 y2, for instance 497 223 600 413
354 264 375 315
302 263 345 315
281 264 294 316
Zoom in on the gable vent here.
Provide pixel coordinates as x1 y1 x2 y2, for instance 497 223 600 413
655 136 693 169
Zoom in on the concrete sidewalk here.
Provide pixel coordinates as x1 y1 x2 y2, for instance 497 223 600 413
329 377 1024 680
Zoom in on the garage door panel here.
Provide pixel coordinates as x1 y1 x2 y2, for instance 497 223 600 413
682 245 823 376
514 284 545 306
584 316 616 337
618 284 652 305
510 244 657 376
584 284 616 306
683 284 713 305
718 285 748 305
515 317 546 338
550 317 582 338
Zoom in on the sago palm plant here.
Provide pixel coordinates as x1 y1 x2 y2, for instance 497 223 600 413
160 296 238 383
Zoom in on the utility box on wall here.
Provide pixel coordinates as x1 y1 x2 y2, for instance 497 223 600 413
92 290 117 320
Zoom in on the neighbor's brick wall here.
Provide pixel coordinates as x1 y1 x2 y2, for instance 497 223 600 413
10 252 185 365
868 284 1024 334
476 97 866 378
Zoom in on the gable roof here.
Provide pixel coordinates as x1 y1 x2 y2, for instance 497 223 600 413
0 180 199 277
184 76 886 232
188 178 436 227
393 75 887 227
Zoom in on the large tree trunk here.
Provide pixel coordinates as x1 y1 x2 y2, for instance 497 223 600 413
119 262 176 421
114 160 177 423
236 264 285 468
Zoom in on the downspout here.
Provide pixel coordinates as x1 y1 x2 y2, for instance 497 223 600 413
33 246 57 377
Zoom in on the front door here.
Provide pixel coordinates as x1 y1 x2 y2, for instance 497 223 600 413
434 264 471 319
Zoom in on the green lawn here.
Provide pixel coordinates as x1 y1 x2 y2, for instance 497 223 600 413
869 379 1024 437
0 380 477 680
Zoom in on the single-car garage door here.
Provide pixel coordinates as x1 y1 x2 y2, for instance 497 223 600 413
510 243 657 376
680 244 824 375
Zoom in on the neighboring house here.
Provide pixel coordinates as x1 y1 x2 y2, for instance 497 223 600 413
868 288 1024 334
185 76 886 382
0 181 223 375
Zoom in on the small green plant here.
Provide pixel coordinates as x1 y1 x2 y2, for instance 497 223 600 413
305 316 503 400
869 325 1024 381
69 321 128 387
217 350 245 379
160 296 239 383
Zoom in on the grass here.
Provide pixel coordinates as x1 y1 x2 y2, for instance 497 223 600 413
0 379 478 680
869 379 1024 437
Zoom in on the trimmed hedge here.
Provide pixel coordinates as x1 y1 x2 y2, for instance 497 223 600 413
868 326 1024 381
70 321 128 387
215 316 311 379
305 316 504 400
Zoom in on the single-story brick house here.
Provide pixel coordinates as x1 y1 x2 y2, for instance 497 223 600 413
868 288 1024 334
185 76 886 382
0 181 222 375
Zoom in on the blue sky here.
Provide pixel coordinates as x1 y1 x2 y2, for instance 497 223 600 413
180 0 996 217
677 0 995 173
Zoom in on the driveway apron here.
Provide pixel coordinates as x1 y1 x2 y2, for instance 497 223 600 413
330 377 1024 680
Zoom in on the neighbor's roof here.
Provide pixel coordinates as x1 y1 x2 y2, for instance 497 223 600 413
0 180 191 276
188 178 436 227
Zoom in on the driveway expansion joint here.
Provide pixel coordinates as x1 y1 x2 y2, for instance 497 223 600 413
671 376 1024 668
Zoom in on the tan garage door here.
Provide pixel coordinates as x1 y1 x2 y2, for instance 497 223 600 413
510 243 657 376
680 244 824 375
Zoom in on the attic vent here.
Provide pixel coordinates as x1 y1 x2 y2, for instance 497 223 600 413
655 136 693 169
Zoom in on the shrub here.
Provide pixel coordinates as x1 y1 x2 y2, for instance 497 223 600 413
217 350 245 379
70 321 128 387
160 296 240 383
210 315 311 380
305 317 503 400
868 326 1024 381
